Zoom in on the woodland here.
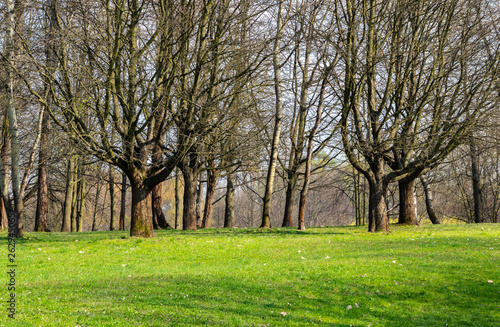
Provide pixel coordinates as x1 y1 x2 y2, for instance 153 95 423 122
1 0 499 238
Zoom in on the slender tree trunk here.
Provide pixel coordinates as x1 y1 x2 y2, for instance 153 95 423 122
182 167 198 230
0 115 11 232
261 0 284 228
196 177 204 228
362 176 366 225
202 169 217 228
297 174 308 231
5 0 22 237
398 177 419 225
421 177 440 224
470 142 483 223
109 166 116 230
224 170 235 228
71 163 78 232
34 110 50 232
0 192 7 231
175 167 180 229
61 156 75 232
35 0 56 233
297 70 327 231
92 179 102 232
76 173 86 232
282 171 297 227
119 173 127 230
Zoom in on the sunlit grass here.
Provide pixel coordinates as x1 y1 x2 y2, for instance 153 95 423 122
1 224 499 326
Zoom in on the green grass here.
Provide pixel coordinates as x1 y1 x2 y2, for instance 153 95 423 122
1 224 499 326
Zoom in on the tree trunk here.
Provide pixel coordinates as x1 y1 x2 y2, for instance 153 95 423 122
92 179 102 232
61 157 75 232
182 168 198 230
5 0 23 238
282 171 297 227
71 162 78 232
196 178 204 228
224 170 235 228
34 114 50 232
261 0 284 228
152 181 171 229
297 68 328 231
0 116 10 232
129 174 154 237
109 167 116 231
421 177 440 224
76 174 86 232
367 159 389 232
119 173 127 230
175 167 180 229
202 169 217 228
470 142 483 223
0 193 7 231
398 177 419 225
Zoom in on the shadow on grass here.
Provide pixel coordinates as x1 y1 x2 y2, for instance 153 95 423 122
19 270 500 327
0 227 351 245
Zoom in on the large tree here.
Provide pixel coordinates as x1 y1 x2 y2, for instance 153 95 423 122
336 0 499 232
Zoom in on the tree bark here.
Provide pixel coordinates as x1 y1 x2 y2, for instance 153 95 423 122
129 172 154 237
282 171 297 227
0 192 7 231
5 0 23 238
367 159 389 232
109 167 116 231
119 173 127 230
202 169 217 228
35 0 56 233
175 167 180 229
420 177 440 224
224 170 235 228
196 178 204 228
0 115 11 232
182 167 198 230
470 141 483 223
71 162 78 232
76 172 86 232
61 156 75 232
398 177 419 225
152 181 171 229
34 110 50 232
92 178 102 232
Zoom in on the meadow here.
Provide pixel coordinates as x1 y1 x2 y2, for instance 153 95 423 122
1 224 499 326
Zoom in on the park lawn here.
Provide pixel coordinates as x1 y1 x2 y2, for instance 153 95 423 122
1 224 499 326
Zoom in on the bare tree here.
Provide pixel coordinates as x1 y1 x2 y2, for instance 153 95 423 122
336 0 499 232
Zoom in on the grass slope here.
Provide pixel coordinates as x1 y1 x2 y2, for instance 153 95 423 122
1 224 499 326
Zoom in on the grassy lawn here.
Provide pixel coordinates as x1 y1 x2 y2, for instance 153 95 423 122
1 224 499 326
